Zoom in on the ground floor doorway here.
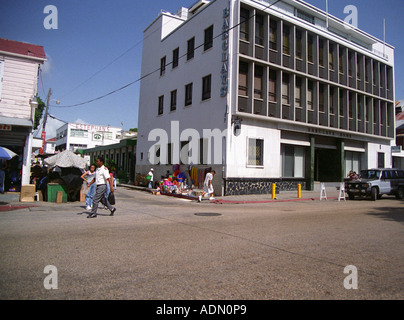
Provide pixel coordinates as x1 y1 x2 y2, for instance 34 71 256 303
314 148 341 182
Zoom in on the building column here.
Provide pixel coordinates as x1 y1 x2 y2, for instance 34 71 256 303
306 135 315 190
337 139 345 182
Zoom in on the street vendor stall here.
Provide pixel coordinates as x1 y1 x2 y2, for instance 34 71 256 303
43 150 87 202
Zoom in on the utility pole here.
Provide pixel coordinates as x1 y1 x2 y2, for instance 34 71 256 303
40 88 52 154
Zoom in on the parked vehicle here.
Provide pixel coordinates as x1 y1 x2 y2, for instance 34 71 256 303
346 168 404 201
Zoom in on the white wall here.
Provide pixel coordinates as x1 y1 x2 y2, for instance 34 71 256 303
226 121 281 178
137 0 230 173
0 56 39 120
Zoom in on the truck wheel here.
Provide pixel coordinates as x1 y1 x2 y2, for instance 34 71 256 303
396 187 404 200
371 187 378 201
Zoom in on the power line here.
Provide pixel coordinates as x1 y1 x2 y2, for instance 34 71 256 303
58 10 189 100
51 0 282 109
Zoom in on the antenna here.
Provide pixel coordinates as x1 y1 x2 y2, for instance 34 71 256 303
383 18 386 58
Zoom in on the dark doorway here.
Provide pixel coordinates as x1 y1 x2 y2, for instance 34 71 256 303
314 148 340 182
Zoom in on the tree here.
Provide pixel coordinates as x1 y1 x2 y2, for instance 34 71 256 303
129 128 138 132
34 96 46 130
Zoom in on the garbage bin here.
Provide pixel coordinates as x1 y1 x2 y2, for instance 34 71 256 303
47 183 68 203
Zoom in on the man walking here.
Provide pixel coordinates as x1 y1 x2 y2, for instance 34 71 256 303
87 157 116 218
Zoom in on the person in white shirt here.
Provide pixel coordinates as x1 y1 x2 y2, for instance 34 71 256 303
87 157 116 218
147 168 154 189
198 169 215 202
81 164 96 210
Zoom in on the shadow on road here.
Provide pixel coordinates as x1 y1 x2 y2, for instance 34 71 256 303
366 200 404 225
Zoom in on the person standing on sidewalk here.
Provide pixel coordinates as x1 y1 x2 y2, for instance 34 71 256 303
198 169 215 202
87 157 116 218
147 168 154 189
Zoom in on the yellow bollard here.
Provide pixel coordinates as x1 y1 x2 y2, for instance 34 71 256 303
298 184 301 199
272 183 276 200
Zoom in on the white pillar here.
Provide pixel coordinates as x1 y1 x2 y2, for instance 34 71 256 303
21 131 33 185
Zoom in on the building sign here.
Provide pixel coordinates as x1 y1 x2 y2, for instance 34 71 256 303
391 146 402 153
73 123 110 132
0 124 12 131
220 4 230 97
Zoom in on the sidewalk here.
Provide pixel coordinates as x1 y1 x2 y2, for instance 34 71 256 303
118 181 345 204
0 182 346 210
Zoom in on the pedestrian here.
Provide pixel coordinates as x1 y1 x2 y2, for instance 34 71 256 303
87 157 116 218
147 168 154 189
198 169 215 202
81 164 96 211
0 159 6 194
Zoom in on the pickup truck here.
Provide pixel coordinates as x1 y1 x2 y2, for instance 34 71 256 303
346 168 404 201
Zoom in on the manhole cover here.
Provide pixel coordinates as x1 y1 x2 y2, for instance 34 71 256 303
194 212 222 217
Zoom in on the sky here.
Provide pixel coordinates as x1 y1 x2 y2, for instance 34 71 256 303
1 0 403 139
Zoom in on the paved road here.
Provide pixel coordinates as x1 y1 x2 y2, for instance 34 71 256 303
0 186 403 300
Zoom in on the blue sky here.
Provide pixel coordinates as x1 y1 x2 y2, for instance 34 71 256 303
1 0 403 138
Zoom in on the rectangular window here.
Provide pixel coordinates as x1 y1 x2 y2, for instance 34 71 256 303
345 151 361 176
339 89 344 116
329 43 334 70
268 69 277 102
254 65 263 99
185 83 193 106
202 74 212 100
172 47 179 69
282 145 305 178
308 34 314 63
295 77 302 108
204 25 213 51
296 29 302 59
255 14 264 46
187 37 195 60
319 84 325 112
373 61 378 85
180 141 189 165
307 80 313 111
160 56 166 76
170 90 177 111
238 61 249 96
319 39 324 67
339 47 344 74
330 86 335 114
199 138 208 165
248 138 264 166
240 8 250 42
377 152 385 169
167 143 173 165
348 51 353 77
349 92 354 119
295 9 315 24
282 24 290 55
282 73 290 105
269 20 277 50
158 95 164 115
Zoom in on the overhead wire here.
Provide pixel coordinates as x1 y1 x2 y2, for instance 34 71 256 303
51 0 282 109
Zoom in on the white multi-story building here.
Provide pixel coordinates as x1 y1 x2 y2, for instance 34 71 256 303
55 123 122 153
136 0 396 196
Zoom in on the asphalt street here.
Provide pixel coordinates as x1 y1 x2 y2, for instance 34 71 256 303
0 186 403 300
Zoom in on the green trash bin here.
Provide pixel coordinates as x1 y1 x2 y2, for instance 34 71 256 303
47 183 68 202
